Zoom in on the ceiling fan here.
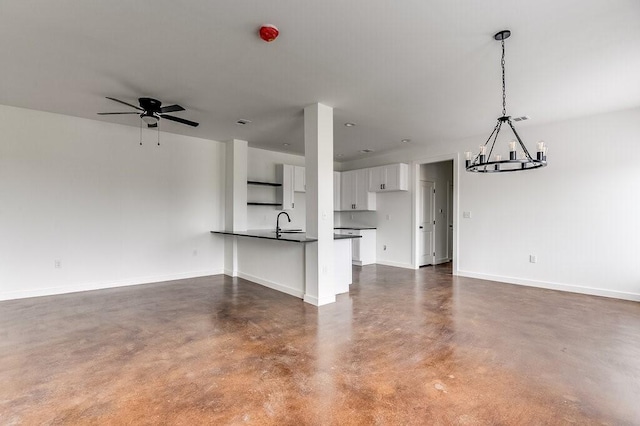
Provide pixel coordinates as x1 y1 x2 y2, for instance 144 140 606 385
98 97 199 128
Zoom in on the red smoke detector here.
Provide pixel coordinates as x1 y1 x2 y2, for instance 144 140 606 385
259 24 279 42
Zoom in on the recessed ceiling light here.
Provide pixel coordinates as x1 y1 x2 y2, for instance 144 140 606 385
401 139 411 143
236 119 252 125
360 149 374 153
344 122 356 127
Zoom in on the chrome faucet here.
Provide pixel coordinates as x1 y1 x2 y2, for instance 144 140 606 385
276 211 291 235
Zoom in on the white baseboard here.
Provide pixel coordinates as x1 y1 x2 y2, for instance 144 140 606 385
236 272 304 299
303 294 336 306
0 269 225 302
456 270 640 302
223 269 238 277
375 260 415 270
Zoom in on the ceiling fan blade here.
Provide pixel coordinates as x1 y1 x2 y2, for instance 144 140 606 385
97 112 140 115
105 96 143 111
161 114 199 127
160 104 185 113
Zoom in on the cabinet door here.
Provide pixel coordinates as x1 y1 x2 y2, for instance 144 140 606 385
354 169 375 210
383 163 408 191
333 171 341 211
340 170 355 210
368 166 385 192
294 166 306 192
277 164 295 210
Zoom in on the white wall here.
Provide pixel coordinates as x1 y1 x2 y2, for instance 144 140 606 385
247 147 306 230
0 105 225 300
341 107 640 301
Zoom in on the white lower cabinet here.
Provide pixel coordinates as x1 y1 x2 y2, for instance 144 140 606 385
338 229 376 266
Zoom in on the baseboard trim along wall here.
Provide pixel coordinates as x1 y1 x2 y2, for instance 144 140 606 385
376 260 415 270
457 270 640 302
237 272 305 299
0 269 224 302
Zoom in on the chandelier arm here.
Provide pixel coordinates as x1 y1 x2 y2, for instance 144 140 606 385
474 121 500 164
507 120 534 160
486 120 503 161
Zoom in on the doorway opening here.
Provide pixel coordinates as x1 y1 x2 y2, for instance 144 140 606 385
413 156 457 273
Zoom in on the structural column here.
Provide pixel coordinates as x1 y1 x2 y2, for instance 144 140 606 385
304 103 335 306
224 139 248 276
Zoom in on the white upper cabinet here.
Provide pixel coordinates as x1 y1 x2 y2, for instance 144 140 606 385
368 163 409 192
294 166 306 192
333 171 341 211
276 164 295 210
340 169 376 211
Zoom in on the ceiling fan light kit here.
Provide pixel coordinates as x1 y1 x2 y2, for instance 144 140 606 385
465 30 547 173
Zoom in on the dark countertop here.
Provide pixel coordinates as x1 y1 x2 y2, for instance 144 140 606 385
334 227 377 230
210 230 361 243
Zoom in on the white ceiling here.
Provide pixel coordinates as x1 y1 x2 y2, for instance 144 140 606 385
1 0 639 161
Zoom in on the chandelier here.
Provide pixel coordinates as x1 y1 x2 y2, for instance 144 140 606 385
466 30 547 173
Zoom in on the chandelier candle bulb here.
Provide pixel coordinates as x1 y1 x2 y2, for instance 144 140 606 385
479 146 487 163
536 141 545 161
465 151 472 168
509 140 517 160
495 155 502 171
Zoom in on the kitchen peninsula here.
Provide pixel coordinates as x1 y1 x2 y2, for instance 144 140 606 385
210 230 360 299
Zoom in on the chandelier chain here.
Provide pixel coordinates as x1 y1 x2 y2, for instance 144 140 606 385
501 39 506 116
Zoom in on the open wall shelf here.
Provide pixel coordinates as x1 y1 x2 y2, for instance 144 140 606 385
247 180 282 206
247 181 281 187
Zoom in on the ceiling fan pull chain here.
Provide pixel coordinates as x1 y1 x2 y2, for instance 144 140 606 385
157 125 160 146
139 119 143 146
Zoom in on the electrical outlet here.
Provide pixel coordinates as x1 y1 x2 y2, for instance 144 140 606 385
463 211 471 219
54 259 62 269
529 255 537 263
350 213 354 220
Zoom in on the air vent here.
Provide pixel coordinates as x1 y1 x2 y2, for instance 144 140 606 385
512 115 530 122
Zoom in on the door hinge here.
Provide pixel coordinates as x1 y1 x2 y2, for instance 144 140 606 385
433 189 436 194
433 220 436 225
433 251 436 256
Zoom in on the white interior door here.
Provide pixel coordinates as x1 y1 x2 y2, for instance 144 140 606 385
447 182 453 260
419 180 435 266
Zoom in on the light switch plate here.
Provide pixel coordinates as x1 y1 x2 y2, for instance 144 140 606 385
463 211 471 219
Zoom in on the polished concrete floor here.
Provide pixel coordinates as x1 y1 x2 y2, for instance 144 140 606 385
1 264 639 425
